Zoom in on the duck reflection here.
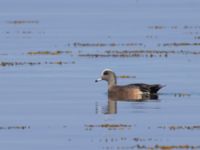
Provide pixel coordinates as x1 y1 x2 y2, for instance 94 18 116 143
105 94 159 114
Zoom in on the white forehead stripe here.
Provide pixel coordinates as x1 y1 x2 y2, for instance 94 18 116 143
101 68 113 76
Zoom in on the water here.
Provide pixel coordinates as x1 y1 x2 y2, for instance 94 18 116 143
0 0 200 149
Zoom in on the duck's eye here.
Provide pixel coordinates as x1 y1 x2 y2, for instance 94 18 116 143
103 71 109 75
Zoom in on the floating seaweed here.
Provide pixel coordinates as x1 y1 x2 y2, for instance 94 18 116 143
183 25 200 29
0 125 30 130
158 125 200 130
145 35 158 39
78 50 169 58
148 25 166 30
163 42 200 47
97 136 159 144
173 93 191 97
78 49 200 58
85 124 132 131
194 36 200 40
4 30 33 35
154 144 200 150
0 61 75 67
7 20 39 25
148 25 200 30
73 42 143 47
117 75 136 79
27 50 72 55
102 144 200 150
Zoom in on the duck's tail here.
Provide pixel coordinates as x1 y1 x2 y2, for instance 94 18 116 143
150 84 166 93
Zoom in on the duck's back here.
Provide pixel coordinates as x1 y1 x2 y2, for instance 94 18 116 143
126 83 164 94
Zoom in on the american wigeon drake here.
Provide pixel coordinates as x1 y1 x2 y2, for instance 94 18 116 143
95 69 165 100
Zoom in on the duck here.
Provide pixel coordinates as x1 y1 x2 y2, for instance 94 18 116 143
95 69 165 100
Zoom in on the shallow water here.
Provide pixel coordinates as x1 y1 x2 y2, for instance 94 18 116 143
0 0 200 149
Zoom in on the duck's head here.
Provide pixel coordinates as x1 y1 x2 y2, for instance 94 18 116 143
95 69 117 87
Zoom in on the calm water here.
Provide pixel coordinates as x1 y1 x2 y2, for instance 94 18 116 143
0 0 200 149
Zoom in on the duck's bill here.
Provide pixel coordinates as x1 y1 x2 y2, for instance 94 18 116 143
95 78 102 82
